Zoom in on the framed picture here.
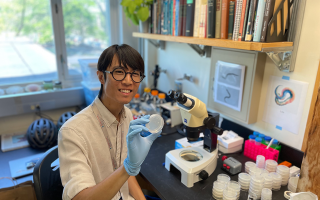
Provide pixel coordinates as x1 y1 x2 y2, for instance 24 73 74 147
1 132 29 152
214 61 246 111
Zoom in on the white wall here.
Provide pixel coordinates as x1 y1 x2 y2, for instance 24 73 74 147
145 0 320 150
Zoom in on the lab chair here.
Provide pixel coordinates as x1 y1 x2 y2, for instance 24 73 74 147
33 145 63 200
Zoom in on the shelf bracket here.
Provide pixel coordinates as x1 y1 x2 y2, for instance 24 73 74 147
188 44 211 58
148 39 165 50
262 46 294 72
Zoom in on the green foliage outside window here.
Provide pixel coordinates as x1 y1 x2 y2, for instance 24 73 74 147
121 0 153 26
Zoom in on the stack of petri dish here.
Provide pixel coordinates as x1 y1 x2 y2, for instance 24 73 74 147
227 181 241 200
262 173 273 190
212 181 227 200
238 173 251 191
245 161 256 173
265 159 278 172
256 155 266 168
288 177 299 192
249 175 264 199
261 188 272 200
217 174 231 185
270 172 282 190
261 169 269 176
276 165 290 186
249 166 263 176
223 188 238 200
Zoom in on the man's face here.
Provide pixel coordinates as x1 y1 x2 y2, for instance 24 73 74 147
98 55 141 105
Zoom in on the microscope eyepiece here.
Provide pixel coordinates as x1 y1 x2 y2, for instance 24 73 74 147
167 90 176 99
174 92 188 104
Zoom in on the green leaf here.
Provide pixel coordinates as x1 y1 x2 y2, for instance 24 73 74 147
134 0 143 6
128 1 136 14
137 6 149 22
121 0 132 7
130 14 139 25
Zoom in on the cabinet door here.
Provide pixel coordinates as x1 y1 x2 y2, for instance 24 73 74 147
207 47 266 124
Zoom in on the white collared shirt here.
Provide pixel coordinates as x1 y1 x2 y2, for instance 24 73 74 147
58 97 134 200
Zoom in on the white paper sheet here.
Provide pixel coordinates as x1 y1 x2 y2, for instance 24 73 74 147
214 61 246 111
263 76 309 134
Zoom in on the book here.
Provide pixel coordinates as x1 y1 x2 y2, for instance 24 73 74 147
1 132 29 152
228 1 235 39
153 1 158 34
175 0 180 36
182 0 187 36
178 0 184 35
168 0 172 35
238 0 248 40
150 3 154 33
193 0 201 37
215 0 222 38
232 0 243 41
207 0 216 38
240 0 251 41
253 0 266 41
244 0 257 41
185 0 195 36
221 0 230 39
260 0 275 42
199 4 207 38
158 0 162 34
172 0 176 35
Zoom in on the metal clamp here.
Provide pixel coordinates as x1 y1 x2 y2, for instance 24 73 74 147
148 40 165 50
188 44 211 58
262 46 293 72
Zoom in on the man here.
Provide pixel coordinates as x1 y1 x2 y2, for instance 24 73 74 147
58 44 160 200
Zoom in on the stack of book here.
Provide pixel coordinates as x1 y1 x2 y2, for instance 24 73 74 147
149 0 286 43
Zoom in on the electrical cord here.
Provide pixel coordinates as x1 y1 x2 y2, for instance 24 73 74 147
35 106 56 122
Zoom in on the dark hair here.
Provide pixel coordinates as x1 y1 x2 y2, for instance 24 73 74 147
97 44 144 98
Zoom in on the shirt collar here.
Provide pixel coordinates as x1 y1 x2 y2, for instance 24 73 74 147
93 96 126 127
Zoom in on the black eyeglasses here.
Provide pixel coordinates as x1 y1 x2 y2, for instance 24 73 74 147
105 67 145 83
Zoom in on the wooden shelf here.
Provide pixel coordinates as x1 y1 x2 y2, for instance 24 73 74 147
132 32 293 52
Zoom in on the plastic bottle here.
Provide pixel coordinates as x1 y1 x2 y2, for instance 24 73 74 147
151 90 159 106
271 139 279 149
255 137 262 146
264 136 272 145
259 133 265 143
142 87 152 102
249 135 256 142
156 93 166 113
253 131 260 137
131 93 140 109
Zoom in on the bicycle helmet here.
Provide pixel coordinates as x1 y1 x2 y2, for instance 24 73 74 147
57 111 76 130
27 118 57 149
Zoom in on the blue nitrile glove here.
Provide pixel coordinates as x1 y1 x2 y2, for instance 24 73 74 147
124 115 162 176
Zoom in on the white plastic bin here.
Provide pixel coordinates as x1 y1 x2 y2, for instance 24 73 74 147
78 59 99 87
82 81 100 106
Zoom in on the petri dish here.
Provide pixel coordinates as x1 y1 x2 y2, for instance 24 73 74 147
145 114 164 134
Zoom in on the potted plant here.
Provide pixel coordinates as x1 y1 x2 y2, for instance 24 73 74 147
121 0 153 33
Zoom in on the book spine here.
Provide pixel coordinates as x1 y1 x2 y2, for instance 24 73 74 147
207 0 216 38
178 0 184 35
158 0 162 34
168 0 172 35
215 0 222 38
154 1 158 34
228 1 235 39
238 0 247 40
162 0 167 35
182 0 187 36
253 0 266 41
245 0 257 41
240 0 250 40
232 0 243 40
172 0 176 35
220 0 230 39
260 0 275 42
193 0 201 37
199 4 207 38
185 0 195 36
175 0 180 36
150 3 153 33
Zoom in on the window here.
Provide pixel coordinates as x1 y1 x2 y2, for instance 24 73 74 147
0 0 58 85
0 0 111 87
